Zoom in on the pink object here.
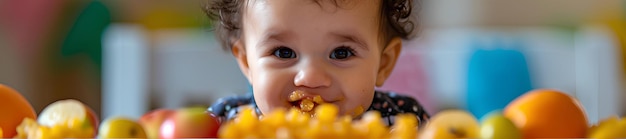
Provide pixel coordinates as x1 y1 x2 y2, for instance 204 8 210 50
0 0 61 62
376 46 434 114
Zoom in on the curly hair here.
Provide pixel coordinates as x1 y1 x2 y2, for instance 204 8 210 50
203 0 420 51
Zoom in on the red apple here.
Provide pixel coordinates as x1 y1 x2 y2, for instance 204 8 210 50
159 107 220 139
139 109 175 139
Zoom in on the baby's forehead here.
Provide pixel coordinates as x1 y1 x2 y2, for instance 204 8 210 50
241 0 386 48
243 0 379 12
241 0 383 31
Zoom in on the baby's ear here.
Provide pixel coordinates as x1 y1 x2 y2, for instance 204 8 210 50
376 37 402 86
232 40 252 84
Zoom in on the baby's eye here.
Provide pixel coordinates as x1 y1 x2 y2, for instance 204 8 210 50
272 46 297 59
329 46 355 60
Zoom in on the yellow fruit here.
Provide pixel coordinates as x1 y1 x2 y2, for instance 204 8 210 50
419 109 480 139
37 99 99 137
587 116 626 139
32 126 53 139
504 89 588 138
49 124 67 138
0 84 37 138
98 117 147 138
480 110 522 139
14 117 95 139
66 118 95 138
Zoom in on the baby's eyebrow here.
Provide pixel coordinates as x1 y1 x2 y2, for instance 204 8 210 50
256 30 369 51
257 30 295 48
328 31 369 51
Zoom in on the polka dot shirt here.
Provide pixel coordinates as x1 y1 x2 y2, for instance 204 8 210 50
207 90 430 127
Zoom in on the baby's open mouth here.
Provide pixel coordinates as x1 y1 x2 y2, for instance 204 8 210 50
288 90 327 114
287 90 366 117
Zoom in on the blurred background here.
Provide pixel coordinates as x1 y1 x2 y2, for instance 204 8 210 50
0 0 624 124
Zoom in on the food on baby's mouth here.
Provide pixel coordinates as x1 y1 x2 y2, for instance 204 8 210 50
299 99 315 112
288 90 328 116
288 90 306 102
312 96 324 104
351 106 365 116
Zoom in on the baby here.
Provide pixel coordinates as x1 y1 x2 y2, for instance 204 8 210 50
204 0 429 126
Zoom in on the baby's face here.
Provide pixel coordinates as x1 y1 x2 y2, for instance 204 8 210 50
233 0 398 116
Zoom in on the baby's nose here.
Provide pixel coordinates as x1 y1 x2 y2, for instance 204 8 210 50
294 65 331 88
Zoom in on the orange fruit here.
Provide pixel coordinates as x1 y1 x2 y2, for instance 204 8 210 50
504 89 588 138
0 84 37 138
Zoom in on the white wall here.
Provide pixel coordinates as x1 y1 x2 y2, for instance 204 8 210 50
102 24 150 119
151 29 249 109
409 26 623 124
102 26 249 119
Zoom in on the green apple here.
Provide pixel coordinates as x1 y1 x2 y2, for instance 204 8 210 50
480 110 522 139
98 116 147 138
419 109 480 138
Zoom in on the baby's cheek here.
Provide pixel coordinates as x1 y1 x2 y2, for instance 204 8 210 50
255 90 279 109
336 77 375 114
343 90 375 116
250 86 269 110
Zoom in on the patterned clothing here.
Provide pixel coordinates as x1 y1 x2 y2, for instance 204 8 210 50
207 90 430 127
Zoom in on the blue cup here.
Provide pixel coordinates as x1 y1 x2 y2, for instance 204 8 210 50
466 40 533 118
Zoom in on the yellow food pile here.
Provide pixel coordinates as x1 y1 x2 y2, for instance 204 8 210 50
219 104 419 139
14 118 94 139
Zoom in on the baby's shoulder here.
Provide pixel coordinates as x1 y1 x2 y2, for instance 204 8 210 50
367 90 430 126
207 93 258 122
